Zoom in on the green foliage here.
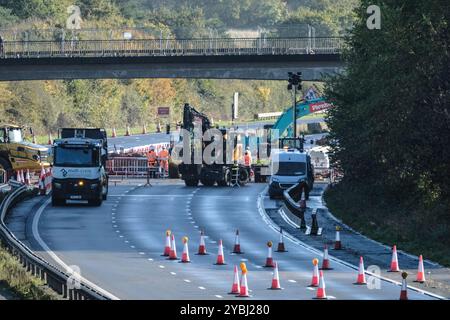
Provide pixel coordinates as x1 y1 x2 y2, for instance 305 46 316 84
325 0 450 249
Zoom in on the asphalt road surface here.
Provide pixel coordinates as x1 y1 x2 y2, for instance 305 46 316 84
26 183 435 300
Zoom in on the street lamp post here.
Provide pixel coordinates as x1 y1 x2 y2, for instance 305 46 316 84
287 72 302 139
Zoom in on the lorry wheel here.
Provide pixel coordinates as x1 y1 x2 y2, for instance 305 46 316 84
200 178 215 187
238 168 249 186
102 183 108 200
185 178 199 187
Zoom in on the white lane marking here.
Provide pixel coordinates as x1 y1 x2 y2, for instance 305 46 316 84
288 279 297 283
109 195 190 198
198 286 206 290
193 226 199 229
125 240 129 243
215 295 223 299
184 279 191 283
32 198 120 300
278 208 300 229
130 245 135 249
148 258 153 261
139 252 145 255
257 188 446 300
119 235 124 238
306 287 315 291
328 295 337 299
159 265 165 269
170 272 176 275
115 230 120 233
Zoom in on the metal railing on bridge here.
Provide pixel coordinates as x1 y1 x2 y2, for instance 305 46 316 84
0 37 343 59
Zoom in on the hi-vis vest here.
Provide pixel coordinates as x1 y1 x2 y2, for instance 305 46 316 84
244 154 252 166
147 151 157 165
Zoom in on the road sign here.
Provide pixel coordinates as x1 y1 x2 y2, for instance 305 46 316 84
158 107 170 116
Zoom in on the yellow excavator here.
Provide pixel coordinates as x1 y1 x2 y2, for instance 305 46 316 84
0 124 52 179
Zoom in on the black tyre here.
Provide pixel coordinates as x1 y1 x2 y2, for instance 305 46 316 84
89 198 102 206
200 178 215 187
185 178 199 187
102 181 108 200
238 168 249 186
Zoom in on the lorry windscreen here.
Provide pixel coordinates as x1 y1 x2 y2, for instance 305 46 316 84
274 161 306 176
54 146 99 167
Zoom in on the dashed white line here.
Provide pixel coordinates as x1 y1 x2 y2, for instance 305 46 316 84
288 280 297 283
159 265 165 269
139 252 145 255
170 272 176 275
198 286 206 290
148 258 153 261
184 279 191 283
215 295 223 299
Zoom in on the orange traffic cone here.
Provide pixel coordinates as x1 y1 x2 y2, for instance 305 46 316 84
389 245 400 272
238 262 249 297
276 227 287 252
400 272 408 300
162 230 171 256
197 230 207 255
414 255 426 283
16 170 22 184
314 270 327 299
168 234 178 260
269 261 282 290
112 128 117 138
354 256 367 285
125 126 131 136
320 245 333 270
180 236 190 263
264 241 275 267
25 169 31 185
334 226 342 250
229 265 240 294
232 229 243 254
215 239 226 265
47 133 53 145
309 258 320 287
39 166 46 195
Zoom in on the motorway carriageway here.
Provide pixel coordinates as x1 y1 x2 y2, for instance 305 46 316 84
27 183 436 300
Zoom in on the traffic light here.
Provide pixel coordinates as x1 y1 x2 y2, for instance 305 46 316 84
287 72 302 91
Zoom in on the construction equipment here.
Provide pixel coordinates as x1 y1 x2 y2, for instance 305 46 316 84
51 128 108 206
0 124 51 179
177 103 249 187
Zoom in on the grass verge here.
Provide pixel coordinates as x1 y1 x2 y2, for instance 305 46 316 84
324 180 450 267
0 247 60 300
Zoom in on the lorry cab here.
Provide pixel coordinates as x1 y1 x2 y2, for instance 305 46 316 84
51 128 108 206
268 148 314 199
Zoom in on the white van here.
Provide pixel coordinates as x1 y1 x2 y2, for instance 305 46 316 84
268 148 314 199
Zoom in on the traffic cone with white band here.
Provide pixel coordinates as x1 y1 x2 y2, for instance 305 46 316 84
334 226 342 250
315 270 327 299
180 236 190 263
229 265 240 294
310 258 320 287
215 239 226 265
354 256 367 285
238 262 249 297
414 255 425 283
197 230 207 255
320 245 333 270
232 229 243 254
269 261 282 290
276 227 287 252
264 241 275 267
400 272 408 300
168 234 178 260
389 245 400 272
162 230 171 256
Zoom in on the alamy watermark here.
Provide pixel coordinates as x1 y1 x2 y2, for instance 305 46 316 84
66 5 82 30
367 5 381 30
66 265 82 290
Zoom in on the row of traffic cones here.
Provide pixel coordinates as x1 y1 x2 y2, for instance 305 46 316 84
15 169 31 185
110 125 149 138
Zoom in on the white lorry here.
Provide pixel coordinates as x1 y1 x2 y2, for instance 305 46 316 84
51 128 108 206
